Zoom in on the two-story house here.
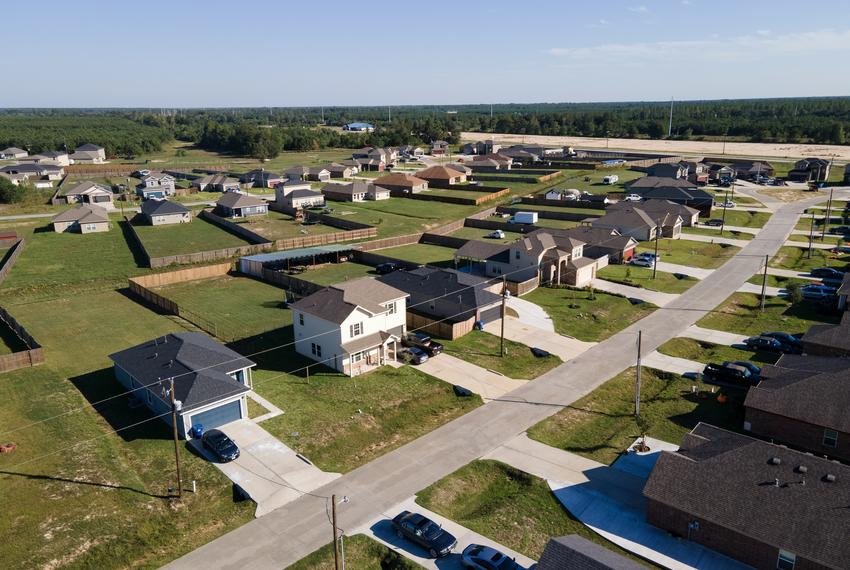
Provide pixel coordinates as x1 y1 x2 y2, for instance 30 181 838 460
290 278 409 377
109 332 256 438
137 172 177 199
274 180 325 209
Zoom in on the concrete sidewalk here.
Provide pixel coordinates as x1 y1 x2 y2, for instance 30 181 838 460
483 317 596 362
591 278 678 307
354 497 536 569
677 233 751 247
247 391 284 423
417 353 527 400
653 261 713 280
680 325 749 347
736 282 783 296
766 266 820 280
786 239 834 249
642 351 703 375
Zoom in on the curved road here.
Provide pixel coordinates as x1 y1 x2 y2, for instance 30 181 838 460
167 192 835 570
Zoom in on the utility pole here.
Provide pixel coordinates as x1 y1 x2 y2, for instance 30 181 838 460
634 331 642 418
168 378 182 498
822 186 834 240
760 254 769 311
719 190 730 237
667 98 674 138
652 221 660 279
500 276 507 357
332 494 340 570
808 213 816 259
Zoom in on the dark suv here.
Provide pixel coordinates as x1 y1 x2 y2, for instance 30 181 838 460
403 332 444 356
703 362 754 389
391 511 457 558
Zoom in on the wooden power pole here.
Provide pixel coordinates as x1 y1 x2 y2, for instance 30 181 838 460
760 254 769 311
332 494 340 570
635 331 643 418
500 276 507 357
168 378 182 498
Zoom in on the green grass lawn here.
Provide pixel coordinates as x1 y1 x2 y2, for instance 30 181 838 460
770 246 850 273
153 275 289 340
325 199 477 237
288 534 419 570
697 292 840 336
425 188 498 199
233 210 338 241
719 210 771 228
415 460 645 562
132 216 251 258
376 243 457 267
523 287 656 342
657 338 779 365
597 264 698 294
534 167 643 195
440 330 562 380
297 262 377 286
637 238 740 269
449 226 523 243
683 226 754 240
533 218 582 230
746 274 811 288
527 367 746 465
512 204 605 216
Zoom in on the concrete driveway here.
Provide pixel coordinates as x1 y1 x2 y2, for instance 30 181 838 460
679 325 749 347
591 278 678 307
417 354 527 401
190 420 339 517
355 497 536 570
483 316 596 361
505 296 554 332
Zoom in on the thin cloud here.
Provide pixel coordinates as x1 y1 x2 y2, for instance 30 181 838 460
628 5 649 13
548 29 850 63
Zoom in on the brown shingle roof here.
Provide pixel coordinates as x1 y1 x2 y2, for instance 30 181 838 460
374 173 427 187
289 277 407 324
416 165 462 181
52 204 109 224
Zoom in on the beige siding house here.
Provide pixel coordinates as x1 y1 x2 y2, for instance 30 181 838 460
52 204 111 233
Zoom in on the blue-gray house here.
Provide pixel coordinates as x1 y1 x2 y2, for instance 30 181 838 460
109 333 256 438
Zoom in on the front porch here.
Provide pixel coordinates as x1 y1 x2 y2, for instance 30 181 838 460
341 331 401 377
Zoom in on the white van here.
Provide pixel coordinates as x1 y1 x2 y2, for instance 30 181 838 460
602 174 619 185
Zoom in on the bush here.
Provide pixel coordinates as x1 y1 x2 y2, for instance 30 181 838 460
0 178 26 203
786 282 803 304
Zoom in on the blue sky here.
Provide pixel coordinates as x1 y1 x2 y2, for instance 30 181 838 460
4 0 849 107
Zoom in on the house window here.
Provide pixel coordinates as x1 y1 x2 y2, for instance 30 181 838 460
823 429 839 447
386 302 396 315
351 351 363 362
350 322 363 337
515 250 521 260
777 550 795 570
298 313 304 326
316 344 322 358
311 342 316 355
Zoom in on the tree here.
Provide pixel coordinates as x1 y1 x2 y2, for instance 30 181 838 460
830 123 846 145
0 177 26 203
786 282 803 305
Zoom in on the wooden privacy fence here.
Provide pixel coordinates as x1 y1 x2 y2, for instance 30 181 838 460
0 306 44 374
496 205 603 222
121 217 153 267
0 238 26 286
520 197 613 209
198 209 272 245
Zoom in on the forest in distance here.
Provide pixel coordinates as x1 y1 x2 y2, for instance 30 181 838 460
1 96 848 160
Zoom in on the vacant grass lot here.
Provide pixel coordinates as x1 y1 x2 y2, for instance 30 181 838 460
537 167 643 195
683 226 754 240
512 204 605 216
450 226 523 243
746 274 811 288
288 534 419 570
296 262 376 286
528 367 746 465
376 243 457 267
657 338 779 366
720 210 771 228
415 460 644 562
697 292 840 336
326 199 477 237
234 210 338 241
132 217 251 258
154 275 289 340
523 287 655 342
597 264 698 294
440 330 561 379
533 218 583 230
770 246 849 273
637 238 740 269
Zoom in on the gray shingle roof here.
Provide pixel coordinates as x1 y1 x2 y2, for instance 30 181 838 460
216 192 266 209
52 204 110 224
536 535 644 570
108 332 253 412
141 199 190 217
644 424 850 568
75 143 104 152
59 180 111 197
803 312 850 353
454 240 511 262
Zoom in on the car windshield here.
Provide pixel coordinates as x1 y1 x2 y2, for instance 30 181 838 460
419 520 441 539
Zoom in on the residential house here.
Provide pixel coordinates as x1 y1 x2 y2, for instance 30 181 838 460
625 176 713 216
193 173 241 192
681 160 710 185
545 226 638 264
705 162 736 182
321 181 390 202
445 162 473 177
70 143 106 164
462 140 501 156
416 164 467 185
0 172 27 185
140 199 191 225
343 122 375 132
339 159 361 174
1 163 64 180
646 162 688 179
430 140 449 156
137 172 177 199
398 145 424 157
499 146 540 164
788 157 831 183
455 231 596 290
744 354 850 463
214 192 268 218
74 143 106 161
609 198 699 227
307 167 331 182
731 160 774 180
109 332 256 438
802 311 850 356
274 180 325 209
284 166 311 181
644 423 850 570
56 180 114 208
0 147 27 159
290 278 408 377
354 158 386 172
326 163 356 179
592 204 682 241
377 266 502 339
536 535 643 570
239 169 284 188
468 157 509 172
20 150 71 166
374 172 428 195
51 204 110 233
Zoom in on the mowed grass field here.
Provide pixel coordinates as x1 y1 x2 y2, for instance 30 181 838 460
324 198 477 237
697 292 840 336
132 216 252 258
770 245 850 273
440 331 562 380
637 238 740 269
597 264 698 294
376 243 458 267
233 210 339 241
289 534 418 570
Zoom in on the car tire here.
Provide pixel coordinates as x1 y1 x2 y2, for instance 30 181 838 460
429 548 438 559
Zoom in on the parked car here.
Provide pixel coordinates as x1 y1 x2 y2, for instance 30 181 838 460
760 332 803 353
391 511 457 558
401 346 429 365
715 200 736 208
461 544 522 569
201 429 240 462
801 283 837 300
705 219 724 227
636 252 661 261
376 262 401 275
744 335 785 352
827 226 850 235
623 193 642 202
402 332 443 356
703 362 754 388
630 257 655 268
487 230 506 239
810 267 845 280
723 360 762 380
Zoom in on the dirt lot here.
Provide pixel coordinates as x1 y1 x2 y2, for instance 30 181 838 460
462 132 850 162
